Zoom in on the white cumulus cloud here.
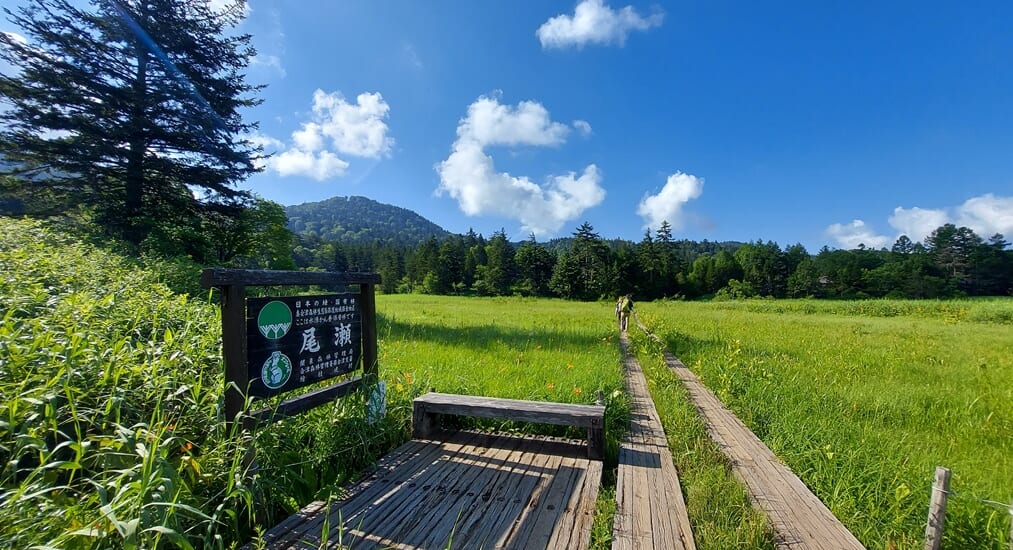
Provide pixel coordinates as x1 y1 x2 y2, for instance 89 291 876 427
436 95 605 236
537 0 664 49
271 149 349 180
955 194 1013 239
573 119 593 137
260 90 393 181
829 193 1013 249
826 220 890 250
637 171 704 231
458 96 570 147
888 206 949 243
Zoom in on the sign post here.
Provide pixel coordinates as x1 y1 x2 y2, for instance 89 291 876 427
201 269 381 433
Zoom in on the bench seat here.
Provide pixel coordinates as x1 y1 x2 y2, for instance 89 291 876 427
412 392 605 459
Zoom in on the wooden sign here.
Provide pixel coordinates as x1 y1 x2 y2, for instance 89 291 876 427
200 269 380 430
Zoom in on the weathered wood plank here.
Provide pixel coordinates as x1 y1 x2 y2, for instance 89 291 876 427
251 376 362 425
414 392 606 459
275 435 475 549
340 432 499 547
421 435 538 549
464 437 564 550
387 432 528 547
613 333 696 550
515 452 584 549
415 392 605 426
201 268 381 287
260 431 603 549
659 349 864 550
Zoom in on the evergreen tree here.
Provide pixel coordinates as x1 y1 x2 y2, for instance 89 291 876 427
0 0 261 247
925 224 982 292
431 237 465 294
686 254 714 296
635 230 662 299
654 220 676 293
377 246 404 294
407 236 439 291
892 235 915 254
550 222 614 300
478 229 516 296
734 241 788 297
514 234 556 296
787 257 820 297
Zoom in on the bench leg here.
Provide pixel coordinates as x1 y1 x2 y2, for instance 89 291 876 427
588 419 604 460
412 402 439 439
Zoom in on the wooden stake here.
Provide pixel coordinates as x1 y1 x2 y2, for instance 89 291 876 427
221 284 248 436
924 466 951 550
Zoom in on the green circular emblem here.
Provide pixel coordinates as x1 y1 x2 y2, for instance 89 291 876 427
261 351 293 389
257 301 292 340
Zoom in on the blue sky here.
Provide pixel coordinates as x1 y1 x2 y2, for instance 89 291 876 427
5 1 1013 250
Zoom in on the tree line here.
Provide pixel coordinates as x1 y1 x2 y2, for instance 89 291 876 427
293 220 1013 300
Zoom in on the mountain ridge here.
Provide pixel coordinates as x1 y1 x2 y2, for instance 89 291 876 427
285 195 450 246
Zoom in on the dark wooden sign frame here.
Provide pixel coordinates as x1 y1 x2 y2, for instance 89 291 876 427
201 269 381 431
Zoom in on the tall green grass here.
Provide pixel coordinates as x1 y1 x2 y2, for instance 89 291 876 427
637 299 1013 549
1 218 249 548
1 218 633 548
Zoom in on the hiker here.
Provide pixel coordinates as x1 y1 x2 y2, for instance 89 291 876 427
615 296 623 324
619 294 634 332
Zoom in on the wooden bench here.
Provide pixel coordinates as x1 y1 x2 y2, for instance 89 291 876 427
412 392 606 460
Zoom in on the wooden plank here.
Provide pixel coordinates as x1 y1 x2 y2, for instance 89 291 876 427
613 333 696 550
494 438 567 548
659 349 864 549
415 434 536 549
255 429 603 549
415 392 605 427
458 436 559 550
275 435 476 549
515 451 584 549
384 432 529 547
338 432 500 547
201 268 381 287
556 458 603 550
251 376 362 425
265 437 451 546
221 284 248 434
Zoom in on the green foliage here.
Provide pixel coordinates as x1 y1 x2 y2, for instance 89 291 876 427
638 299 1013 548
477 230 516 296
286 196 450 247
514 235 557 296
0 217 242 547
551 222 615 300
0 0 261 246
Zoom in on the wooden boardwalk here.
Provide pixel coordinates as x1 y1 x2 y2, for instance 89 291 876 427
254 430 602 549
613 333 696 550
658 349 865 549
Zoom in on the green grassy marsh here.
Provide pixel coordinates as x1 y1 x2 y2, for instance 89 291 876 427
637 298 1013 549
